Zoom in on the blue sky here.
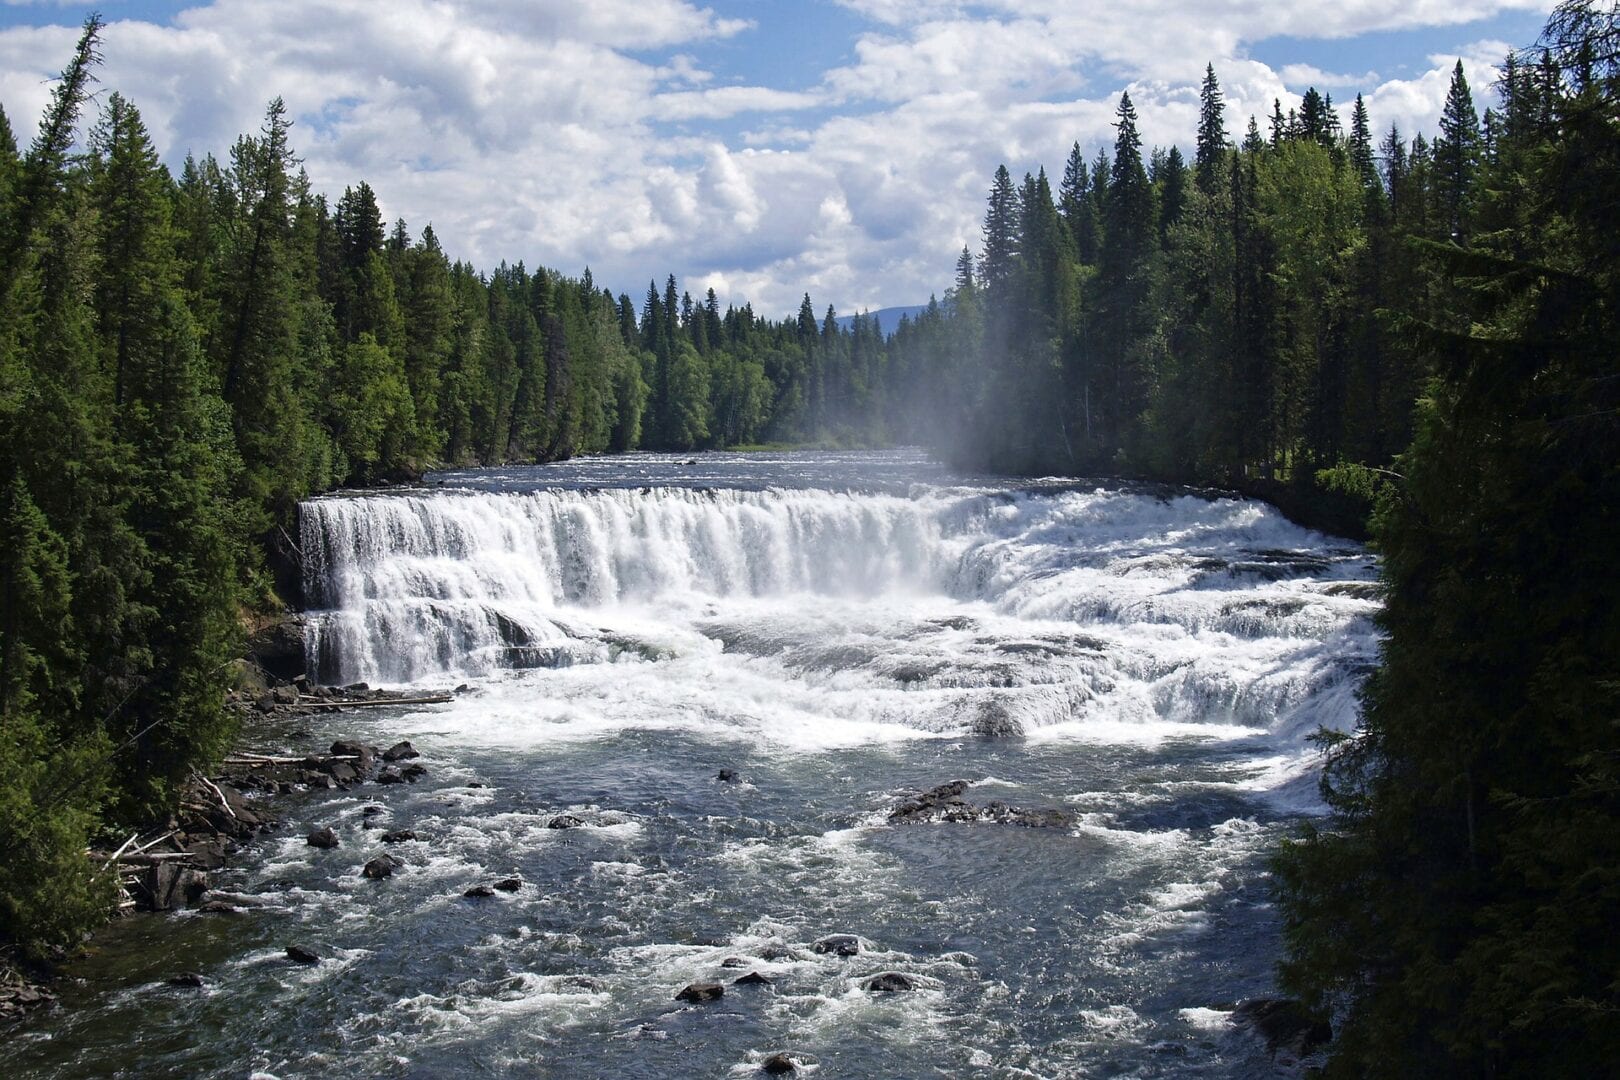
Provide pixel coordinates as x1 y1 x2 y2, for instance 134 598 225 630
0 1 1556 316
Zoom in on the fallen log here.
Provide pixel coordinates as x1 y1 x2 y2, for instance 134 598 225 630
288 694 453 709
223 754 361 767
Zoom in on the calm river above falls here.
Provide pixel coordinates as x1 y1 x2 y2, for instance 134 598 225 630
4 450 1379 1078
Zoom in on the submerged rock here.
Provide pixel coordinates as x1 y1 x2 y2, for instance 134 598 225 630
733 971 773 987
675 982 724 1003
463 884 495 899
717 768 740 783
548 814 585 830
376 766 404 785
970 700 1024 738
380 829 415 843
401 763 428 782
285 945 321 965
811 934 862 957
493 877 523 892
167 972 206 989
762 1052 798 1074
861 971 919 992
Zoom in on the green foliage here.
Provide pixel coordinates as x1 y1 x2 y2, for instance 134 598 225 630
1275 5 1620 1072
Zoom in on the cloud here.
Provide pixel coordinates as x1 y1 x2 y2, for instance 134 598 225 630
0 0 1558 318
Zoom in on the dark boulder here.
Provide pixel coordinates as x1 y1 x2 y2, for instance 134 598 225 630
306 827 339 849
811 934 861 957
197 900 241 915
380 829 416 844
382 741 420 762
720 957 748 968
762 1052 798 1074
136 863 209 911
286 945 321 965
717 768 739 783
861 972 918 992
363 854 400 880
376 766 404 785
167 973 206 989
401 763 428 782
493 877 523 892
733 971 773 987
183 836 228 870
1233 998 1332 1058
327 762 359 785
464 885 495 898
548 814 585 830
330 740 376 771
675 982 724 1003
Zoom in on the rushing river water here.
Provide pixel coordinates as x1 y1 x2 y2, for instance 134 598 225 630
4 450 1380 1078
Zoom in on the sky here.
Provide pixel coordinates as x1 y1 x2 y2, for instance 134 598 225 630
0 0 1557 318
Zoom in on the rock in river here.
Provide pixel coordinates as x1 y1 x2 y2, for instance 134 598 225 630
286 945 320 965
382 740 420 762
363 854 400 880
676 982 724 1003
811 934 862 957
306 826 339 849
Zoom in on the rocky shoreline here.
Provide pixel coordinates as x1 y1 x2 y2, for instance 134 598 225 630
0 677 456 1027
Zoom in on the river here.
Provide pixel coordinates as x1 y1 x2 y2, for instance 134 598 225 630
3 450 1379 1078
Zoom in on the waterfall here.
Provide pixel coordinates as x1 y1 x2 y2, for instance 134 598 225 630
300 481 1379 752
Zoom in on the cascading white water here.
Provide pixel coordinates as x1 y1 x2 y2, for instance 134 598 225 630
301 476 1379 766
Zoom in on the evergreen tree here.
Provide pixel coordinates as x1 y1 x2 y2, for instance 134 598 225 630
1435 60 1481 240
1195 64 1228 195
979 164 1020 290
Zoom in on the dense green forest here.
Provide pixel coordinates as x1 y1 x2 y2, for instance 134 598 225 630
2 4 1616 1073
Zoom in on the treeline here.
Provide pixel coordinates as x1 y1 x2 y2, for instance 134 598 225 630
885 50 1505 523
0 17 896 958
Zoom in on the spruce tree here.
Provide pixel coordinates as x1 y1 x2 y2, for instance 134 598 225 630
1435 60 1481 241
1195 64 1227 195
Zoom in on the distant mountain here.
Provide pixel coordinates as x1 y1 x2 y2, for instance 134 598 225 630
834 305 927 338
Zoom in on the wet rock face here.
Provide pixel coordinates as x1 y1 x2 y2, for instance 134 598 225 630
245 616 306 683
861 971 919 992
761 1052 798 1073
306 827 339 849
